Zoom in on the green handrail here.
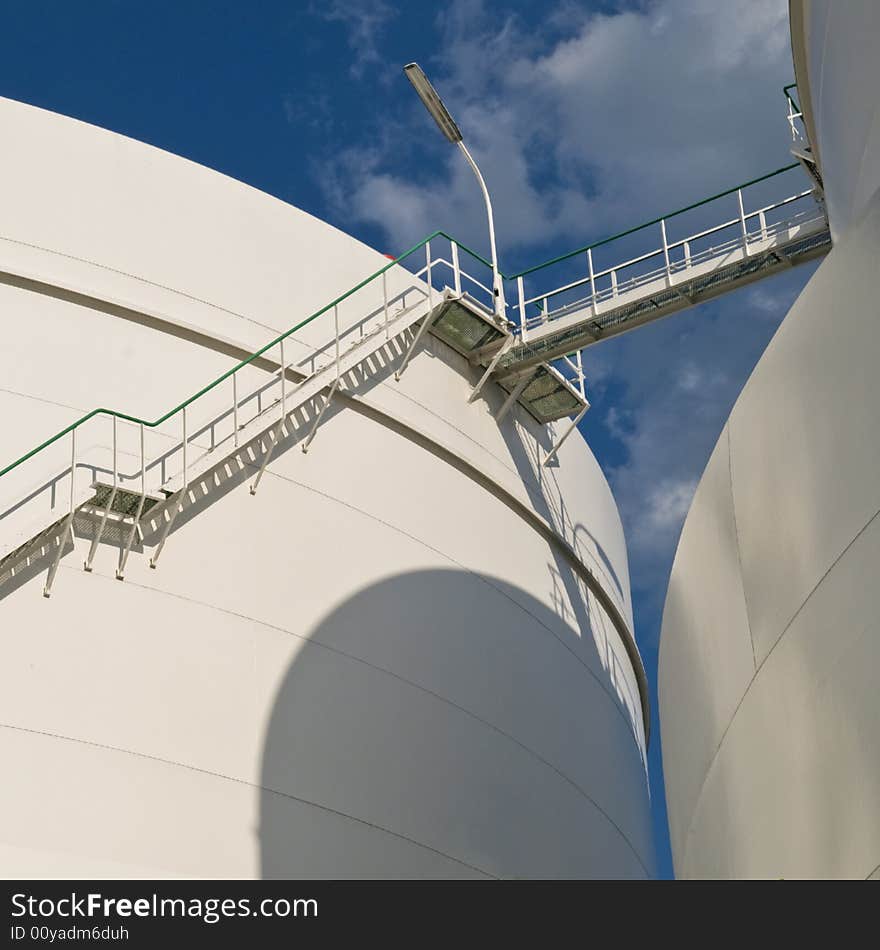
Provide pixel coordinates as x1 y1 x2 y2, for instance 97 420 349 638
0 231 437 480
508 162 800 279
0 160 810 484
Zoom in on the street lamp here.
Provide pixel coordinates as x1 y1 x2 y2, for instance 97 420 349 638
403 62 507 321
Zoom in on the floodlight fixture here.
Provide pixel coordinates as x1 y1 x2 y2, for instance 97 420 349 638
403 62 506 320
404 63 462 143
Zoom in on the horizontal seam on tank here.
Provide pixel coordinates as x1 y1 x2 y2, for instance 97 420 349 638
1 258 626 628
0 233 280 334
372 368 522 481
680 504 880 869
355 377 629 622
0 720 498 880
0 386 89 415
261 465 643 747
66 561 653 877
0 387 215 461
0 259 647 739
0 255 633 638
334 389 649 740
367 373 626 607
0 246 522 489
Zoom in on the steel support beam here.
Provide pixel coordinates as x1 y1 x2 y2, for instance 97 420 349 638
394 307 439 381
43 513 74 598
149 490 184 569
249 417 286 496
542 404 590 467
467 337 507 365
301 376 342 454
468 336 513 404
496 372 532 423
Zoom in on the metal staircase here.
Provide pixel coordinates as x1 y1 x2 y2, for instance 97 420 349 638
0 271 431 597
0 236 588 598
0 84 832 599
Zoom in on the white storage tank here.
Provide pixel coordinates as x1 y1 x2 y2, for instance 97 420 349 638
0 95 654 878
658 0 880 879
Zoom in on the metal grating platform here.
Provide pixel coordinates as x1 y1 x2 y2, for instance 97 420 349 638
88 483 163 519
427 298 506 357
497 365 585 425
501 223 832 372
425 296 588 423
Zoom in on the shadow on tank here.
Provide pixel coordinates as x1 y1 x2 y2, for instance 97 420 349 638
258 568 653 880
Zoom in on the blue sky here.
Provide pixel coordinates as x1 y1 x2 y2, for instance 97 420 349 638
1 0 818 877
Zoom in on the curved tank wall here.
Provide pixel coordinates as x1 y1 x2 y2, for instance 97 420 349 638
0 96 654 878
792 1 880 240
658 0 880 879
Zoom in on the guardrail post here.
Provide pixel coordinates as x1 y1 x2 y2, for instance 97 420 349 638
85 416 117 573
576 349 585 400
44 427 78 597
150 411 187 570
759 210 768 241
610 269 618 297
280 339 286 420
661 219 672 284
451 240 461 296
787 96 799 141
334 303 340 382
683 240 692 269
182 408 187 494
382 270 390 341
587 248 598 316
426 240 433 308
233 373 239 447
517 276 527 342
300 302 343 455
117 422 147 580
737 188 749 252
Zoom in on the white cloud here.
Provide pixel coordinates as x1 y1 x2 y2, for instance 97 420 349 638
747 285 791 316
309 0 818 643
676 362 704 393
644 478 699 534
321 0 794 256
312 0 396 80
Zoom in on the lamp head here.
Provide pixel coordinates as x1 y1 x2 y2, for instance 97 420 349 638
403 62 462 144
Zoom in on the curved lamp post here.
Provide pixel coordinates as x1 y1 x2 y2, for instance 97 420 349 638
404 62 507 321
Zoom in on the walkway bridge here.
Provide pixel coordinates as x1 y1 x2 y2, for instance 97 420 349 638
0 86 831 599
497 85 828 371
501 164 829 372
